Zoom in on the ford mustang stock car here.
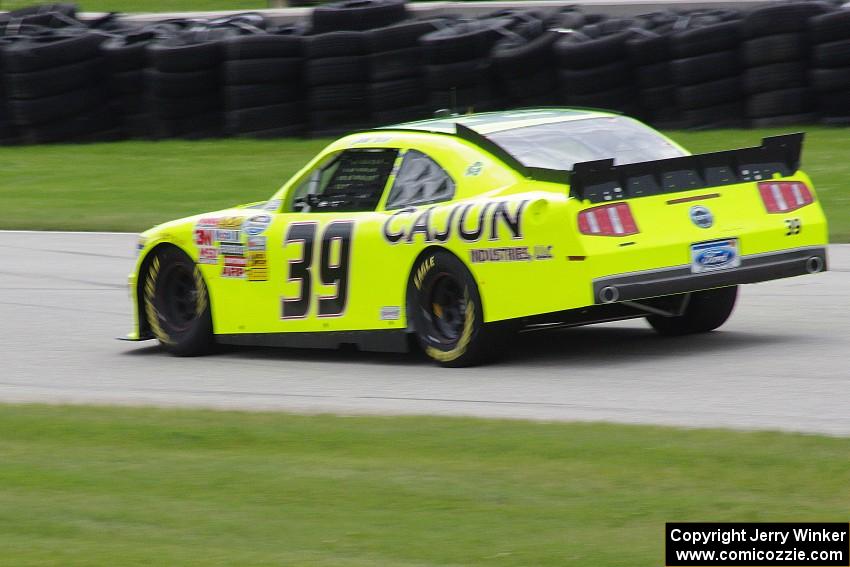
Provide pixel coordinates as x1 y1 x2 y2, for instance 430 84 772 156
127 108 829 366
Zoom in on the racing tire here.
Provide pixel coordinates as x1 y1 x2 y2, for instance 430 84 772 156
676 77 740 110
809 11 850 44
670 22 741 58
304 31 368 58
743 62 806 94
646 286 738 336
811 67 850 92
366 19 442 51
223 58 301 85
671 51 737 86
741 2 832 37
742 34 807 67
143 246 214 356
409 250 514 367
813 40 850 69
306 56 368 86
4 58 102 99
311 0 407 35
368 47 423 82
626 33 669 66
747 87 811 118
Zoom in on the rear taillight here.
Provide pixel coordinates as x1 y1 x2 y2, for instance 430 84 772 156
758 181 814 214
578 203 639 236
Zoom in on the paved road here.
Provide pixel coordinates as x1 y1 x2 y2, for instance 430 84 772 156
1 231 848 435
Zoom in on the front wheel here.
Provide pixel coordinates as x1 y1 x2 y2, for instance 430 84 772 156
409 250 514 367
143 246 214 356
646 286 738 336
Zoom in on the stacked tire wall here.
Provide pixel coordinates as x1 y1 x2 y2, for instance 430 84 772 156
1 0 850 146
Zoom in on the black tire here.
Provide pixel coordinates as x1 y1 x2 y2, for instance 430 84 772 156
558 62 631 95
2 32 107 73
671 50 737 86
225 102 300 132
563 87 636 114
311 0 408 34
151 95 222 119
9 87 106 126
420 19 511 65
369 46 423 82
742 2 832 38
223 57 301 84
101 31 156 72
425 59 491 90
142 246 214 356
682 101 744 127
304 31 368 58
371 104 428 125
500 69 556 101
553 32 630 69
492 30 558 76
646 287 738 336
813 40 850 68
110 69 147 95
5 58 102 99
369 77 424 108
305 55 368 86
816 90 849 115
742 34 807 67
639 85 676 111
409 250 513 367
309 83 368 109
224 83 299 109
811 67 850 92
743 61 806 94
671 21 741 58
147 68 220 98
231 124 305 138
626 33 669 66
676 77 740 110
148 32 231 73
747 87 811 118
636 62 671 89
366 19 442 51
809 10 850 44
224 33 303 60
18 107 118 144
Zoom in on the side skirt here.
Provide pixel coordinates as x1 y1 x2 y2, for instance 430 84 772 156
216 329 410 353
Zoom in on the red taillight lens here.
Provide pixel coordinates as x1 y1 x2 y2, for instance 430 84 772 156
758 181 813 213
578 202 639 236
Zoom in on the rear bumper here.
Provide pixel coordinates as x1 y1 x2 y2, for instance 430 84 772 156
592 245 827 304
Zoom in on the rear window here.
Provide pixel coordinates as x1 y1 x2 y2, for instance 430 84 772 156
488 116 686 171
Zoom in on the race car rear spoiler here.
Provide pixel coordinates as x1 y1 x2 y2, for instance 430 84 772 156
569 133 804 203
454 125 804 205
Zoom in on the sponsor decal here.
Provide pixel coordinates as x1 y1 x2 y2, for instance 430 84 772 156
136 236 147 256
218 216 244 229
216 229 240 243
219 243 244 256
246 251 268 282
198 246 218 264
243 214 271 236
690 205 713 229
469 245 554 264
690 238 740 273
264 199 282 212
247 235 266 250
196 217 219 228
222 255 246 278
465 161 483 176
380 306 401 321
384 199 528 244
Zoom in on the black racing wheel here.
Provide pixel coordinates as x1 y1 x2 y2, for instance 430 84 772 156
409 250 514 367
143 246 214 356
646 286 738 336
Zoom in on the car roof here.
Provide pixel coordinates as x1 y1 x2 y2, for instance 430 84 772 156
376 108 617 135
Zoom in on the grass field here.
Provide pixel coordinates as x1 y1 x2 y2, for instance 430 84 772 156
0 404 848 566
1 127 848 241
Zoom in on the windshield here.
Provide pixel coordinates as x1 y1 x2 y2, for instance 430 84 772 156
487 116 686 171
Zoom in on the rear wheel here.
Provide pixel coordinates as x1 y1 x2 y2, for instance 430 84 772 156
143 246 214 356
646 286 738 336
409 250 513 367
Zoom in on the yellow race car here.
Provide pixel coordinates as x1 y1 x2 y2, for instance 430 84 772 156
128 108 829 366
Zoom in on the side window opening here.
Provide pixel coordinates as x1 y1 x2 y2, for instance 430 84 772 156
386 150 455 210
289 148 398 213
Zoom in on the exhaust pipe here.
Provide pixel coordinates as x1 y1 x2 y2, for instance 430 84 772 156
806 256 824 274
599 286 620 304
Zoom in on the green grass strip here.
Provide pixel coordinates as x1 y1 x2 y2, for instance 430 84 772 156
0 404 848 566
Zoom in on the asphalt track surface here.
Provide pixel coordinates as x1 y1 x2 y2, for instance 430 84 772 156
1 231 848 435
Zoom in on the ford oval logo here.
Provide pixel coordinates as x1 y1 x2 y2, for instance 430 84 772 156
696 248 734 268
690 205 713 229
